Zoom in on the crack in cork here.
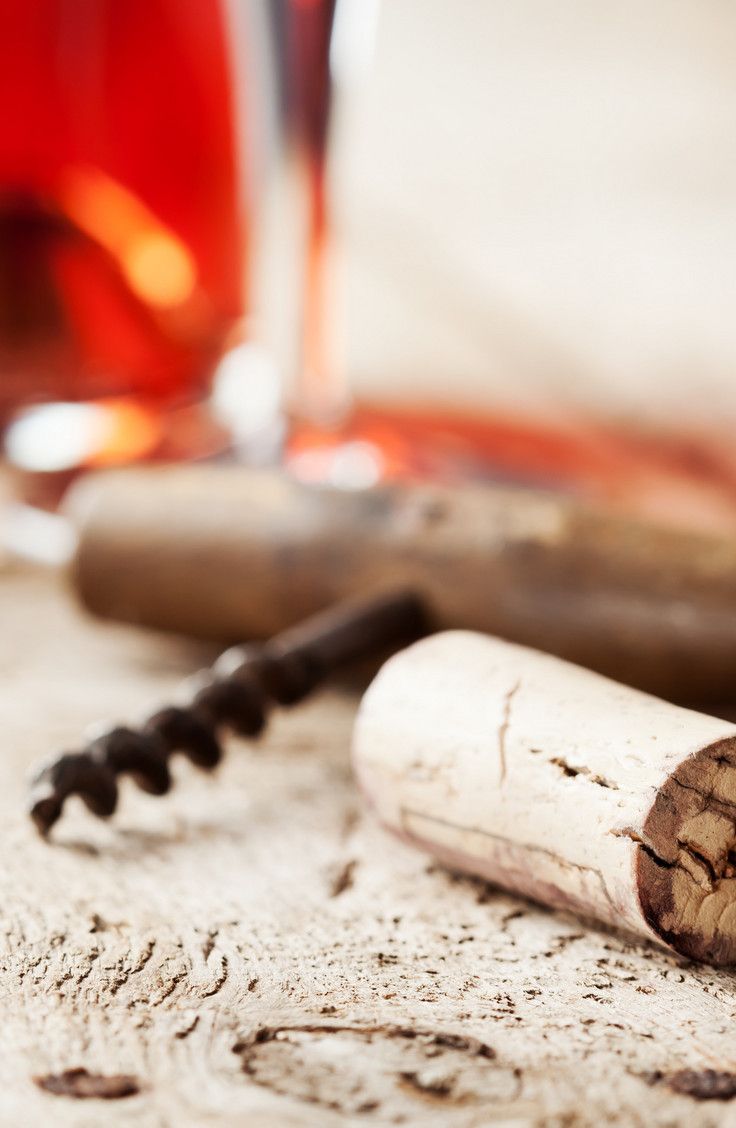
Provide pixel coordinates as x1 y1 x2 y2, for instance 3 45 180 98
613 827 718 891
550 757 619 790
498 681 520 786
401 807 619 919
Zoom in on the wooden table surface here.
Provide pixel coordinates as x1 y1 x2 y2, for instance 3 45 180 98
2 562 736 1127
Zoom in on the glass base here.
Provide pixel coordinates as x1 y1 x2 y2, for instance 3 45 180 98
286 401 736 535
3 395 230 511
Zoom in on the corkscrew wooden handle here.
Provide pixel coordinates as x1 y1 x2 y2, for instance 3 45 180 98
28 590 426 836
67 465 736 704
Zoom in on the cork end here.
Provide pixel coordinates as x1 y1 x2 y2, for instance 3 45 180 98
637 737 736 965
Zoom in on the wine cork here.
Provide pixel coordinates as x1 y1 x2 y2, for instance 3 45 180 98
353 632 736 964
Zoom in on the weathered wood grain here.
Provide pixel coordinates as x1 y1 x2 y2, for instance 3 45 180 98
2 564 736 1126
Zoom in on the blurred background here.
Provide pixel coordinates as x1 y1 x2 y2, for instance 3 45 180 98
343 0 736 429
3 0 736 530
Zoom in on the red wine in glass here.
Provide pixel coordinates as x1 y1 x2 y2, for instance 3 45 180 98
0 0 337 501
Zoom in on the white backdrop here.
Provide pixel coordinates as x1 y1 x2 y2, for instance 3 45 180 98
335 0 736 435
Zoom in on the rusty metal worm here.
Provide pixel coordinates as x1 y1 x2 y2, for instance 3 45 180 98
28 590 427 836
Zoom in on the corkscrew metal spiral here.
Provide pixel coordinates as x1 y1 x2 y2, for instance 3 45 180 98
28 590 427 837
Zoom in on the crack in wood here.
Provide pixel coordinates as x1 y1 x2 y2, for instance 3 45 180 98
646 1068 736 1101
74 949 101 986
200 955 228 999
108 939 156 997
150 967 188 1006
34 1068 140 1100
329 859 357 898
201 929 219 961
174 1015 200 1040
398 1069 454 1100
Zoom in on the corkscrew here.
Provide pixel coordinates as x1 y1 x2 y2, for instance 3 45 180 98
28 590 427 836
